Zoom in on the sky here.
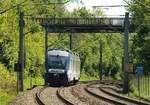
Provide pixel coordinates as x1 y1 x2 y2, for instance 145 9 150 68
67 0 128 17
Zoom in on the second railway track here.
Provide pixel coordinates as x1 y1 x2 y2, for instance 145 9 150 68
85 82 150 105
99 86 150 105
85 85 126 105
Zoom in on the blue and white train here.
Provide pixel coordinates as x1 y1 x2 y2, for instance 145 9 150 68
44 48 81 85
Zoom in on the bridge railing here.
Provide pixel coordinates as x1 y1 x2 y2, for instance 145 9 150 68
32 17 125 26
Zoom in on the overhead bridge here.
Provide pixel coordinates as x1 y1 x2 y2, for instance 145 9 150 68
31 17 134 33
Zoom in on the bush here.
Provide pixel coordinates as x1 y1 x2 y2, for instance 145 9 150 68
0 89 16 105
0 63 16 92
0 64 17 105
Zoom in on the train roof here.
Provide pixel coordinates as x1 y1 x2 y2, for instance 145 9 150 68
48 48 80 58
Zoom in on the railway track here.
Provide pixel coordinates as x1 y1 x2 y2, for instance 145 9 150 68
35 81 126 105
35 86 74 105
35 86 47 105
57 87 75 105
35 80 150 105
85 82 150 105
35 84 106 105
99 86 150 105
10 80 150 105
85 85 126 105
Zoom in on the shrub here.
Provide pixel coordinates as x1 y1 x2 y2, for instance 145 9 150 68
0 63 16 92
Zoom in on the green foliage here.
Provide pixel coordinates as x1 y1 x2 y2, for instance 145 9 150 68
0 64 17 105
0 1 126 104
80 71 99 81
129 0 150 71
0 1 127 104
130 77 150 102
0 64 16 91
0 90 16 105
24 76 44 90
0 0 124 80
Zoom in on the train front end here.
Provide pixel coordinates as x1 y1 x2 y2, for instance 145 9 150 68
44 49 69 85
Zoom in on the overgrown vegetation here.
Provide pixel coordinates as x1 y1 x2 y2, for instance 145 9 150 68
0 64 16 105
130 77 150 102
1 0 150 104
128 0 150 71
127 0 150 100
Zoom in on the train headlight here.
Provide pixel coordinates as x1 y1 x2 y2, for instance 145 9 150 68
48 69 52 72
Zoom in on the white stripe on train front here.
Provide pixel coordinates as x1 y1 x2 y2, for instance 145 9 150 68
48 69 65 73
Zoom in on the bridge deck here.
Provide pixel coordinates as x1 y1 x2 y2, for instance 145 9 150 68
31 17 133 33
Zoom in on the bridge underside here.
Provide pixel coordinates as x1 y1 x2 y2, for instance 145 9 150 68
43 25 124 33
32 17 134 33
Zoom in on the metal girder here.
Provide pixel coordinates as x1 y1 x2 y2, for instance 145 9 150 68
30 17 134 33
44 26 124 33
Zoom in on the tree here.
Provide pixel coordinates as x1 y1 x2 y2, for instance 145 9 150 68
129 0 150 71
0 0 124 79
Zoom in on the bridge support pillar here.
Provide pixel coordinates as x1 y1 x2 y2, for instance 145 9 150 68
123 12 129 94
99 41 103 80
69 33 72 50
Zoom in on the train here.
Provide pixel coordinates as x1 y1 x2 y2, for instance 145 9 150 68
44 48 81 85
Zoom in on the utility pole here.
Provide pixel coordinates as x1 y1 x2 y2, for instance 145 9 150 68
123 12 129 93
99 41 103 80
18 12 25 92
70 33 72 50
45 29 48 72
122 57 124 72
109 37 112 78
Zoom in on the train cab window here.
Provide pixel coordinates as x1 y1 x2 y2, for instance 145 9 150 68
47 55 68 69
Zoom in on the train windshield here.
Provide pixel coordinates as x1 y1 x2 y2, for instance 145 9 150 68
47 55 68 69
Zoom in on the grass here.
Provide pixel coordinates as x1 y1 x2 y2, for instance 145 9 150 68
0 76 44 105
130 76 150 102
80 72 99 81
24 76 44 90
0 90 16 105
